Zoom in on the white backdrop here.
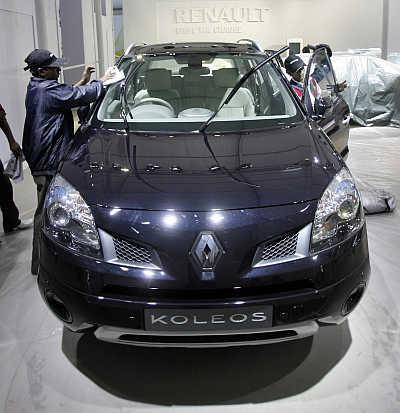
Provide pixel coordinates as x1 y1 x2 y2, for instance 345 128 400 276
123 0 383 52
0 1 36 163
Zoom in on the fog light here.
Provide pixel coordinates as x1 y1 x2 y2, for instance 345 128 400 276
44 290 73 323
342 284 365 316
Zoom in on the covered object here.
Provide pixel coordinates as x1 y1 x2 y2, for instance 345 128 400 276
332 55 400 127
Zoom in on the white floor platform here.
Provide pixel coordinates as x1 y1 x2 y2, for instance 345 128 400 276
0 127 399 412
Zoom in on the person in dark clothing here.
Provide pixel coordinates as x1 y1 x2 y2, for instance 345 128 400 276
0 104 33 243
22 48 112 275
284 55 306 99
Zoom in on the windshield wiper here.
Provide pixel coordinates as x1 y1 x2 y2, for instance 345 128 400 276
198 46 289 134
117 60 160 191
120 82 130 132
200 130 260 189
119 59 145 132
195 46 289 190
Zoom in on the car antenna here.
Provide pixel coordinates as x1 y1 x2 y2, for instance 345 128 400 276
197 46 289 134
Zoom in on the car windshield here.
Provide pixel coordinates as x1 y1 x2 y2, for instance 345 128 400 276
97 53 303 132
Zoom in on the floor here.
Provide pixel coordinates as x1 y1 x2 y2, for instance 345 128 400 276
0 127 399 413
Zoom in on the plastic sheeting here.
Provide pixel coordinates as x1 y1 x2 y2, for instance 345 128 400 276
331 55 400 128
346 127 399 215
356 178 397 214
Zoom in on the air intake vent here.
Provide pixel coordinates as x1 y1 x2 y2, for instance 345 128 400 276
113 237 153 264
261 233 298 261
98 229 162 270
252 224 312 268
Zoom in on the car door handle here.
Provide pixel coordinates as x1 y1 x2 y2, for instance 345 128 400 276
342 115 351 126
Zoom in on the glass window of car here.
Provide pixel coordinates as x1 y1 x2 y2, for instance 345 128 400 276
97 53 303 131
303 49 338 116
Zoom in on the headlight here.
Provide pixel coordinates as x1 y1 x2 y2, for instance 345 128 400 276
311 168 364 253
44 174 101 257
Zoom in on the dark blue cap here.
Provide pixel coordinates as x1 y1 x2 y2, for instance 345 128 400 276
24 49 66 71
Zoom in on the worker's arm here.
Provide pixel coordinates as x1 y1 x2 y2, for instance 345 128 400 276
0 106 22 156
46 68 113 110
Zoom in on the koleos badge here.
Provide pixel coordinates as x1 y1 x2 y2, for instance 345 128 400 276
190 231 224 272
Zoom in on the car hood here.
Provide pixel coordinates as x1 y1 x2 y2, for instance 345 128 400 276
61 123 343 211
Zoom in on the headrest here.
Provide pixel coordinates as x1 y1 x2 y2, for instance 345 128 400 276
179 66 210 81
146 68 172 90
213 68 239 88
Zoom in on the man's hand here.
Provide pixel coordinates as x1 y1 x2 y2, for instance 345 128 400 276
9 140 22 157
0 110 21 156
74 65 95 86
100 67 117 83
82 65 95 83
337 80 348 93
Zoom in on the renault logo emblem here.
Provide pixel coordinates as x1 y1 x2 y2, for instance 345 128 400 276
190 231 224 270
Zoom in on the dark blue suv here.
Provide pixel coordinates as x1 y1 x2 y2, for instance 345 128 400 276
38 42 370 347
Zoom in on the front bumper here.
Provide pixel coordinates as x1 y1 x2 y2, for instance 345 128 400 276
38 224 370 347
93 321 319 348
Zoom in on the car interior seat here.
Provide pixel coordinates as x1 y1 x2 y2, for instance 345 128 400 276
179 66 212 111
145 68 181 112
211 68 256 117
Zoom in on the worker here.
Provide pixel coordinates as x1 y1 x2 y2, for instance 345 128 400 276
284 55 306 99
22 48 113 275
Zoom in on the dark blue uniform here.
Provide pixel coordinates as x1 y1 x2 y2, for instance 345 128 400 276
23 77 104 274
23 77 104 175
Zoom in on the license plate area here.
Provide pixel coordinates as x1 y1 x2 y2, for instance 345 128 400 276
144 305 273 332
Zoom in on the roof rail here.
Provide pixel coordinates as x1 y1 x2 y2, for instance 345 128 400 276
237 39 264 53
124 42 147 56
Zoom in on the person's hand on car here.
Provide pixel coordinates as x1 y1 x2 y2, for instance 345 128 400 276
100 67 117 83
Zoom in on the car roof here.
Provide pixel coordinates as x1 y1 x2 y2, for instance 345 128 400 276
125 42 264 56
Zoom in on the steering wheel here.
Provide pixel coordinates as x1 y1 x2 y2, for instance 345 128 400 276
132 97 174 113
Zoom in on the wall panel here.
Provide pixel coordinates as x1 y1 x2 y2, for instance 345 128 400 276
124 0 383 53
0 2 35 162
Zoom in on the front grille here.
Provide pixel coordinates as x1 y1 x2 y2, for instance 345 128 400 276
101 280 316 300
113 237 153 264
261 232 298 261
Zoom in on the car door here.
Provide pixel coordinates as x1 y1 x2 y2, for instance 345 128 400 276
303 48 351 157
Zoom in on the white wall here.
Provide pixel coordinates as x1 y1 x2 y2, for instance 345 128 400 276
82 0 98 69
0 0 36 163
62 0 114 84
0 0 115 162
388 0 400 54
95 0 115 72
34 0 60 55
123 0 383 52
